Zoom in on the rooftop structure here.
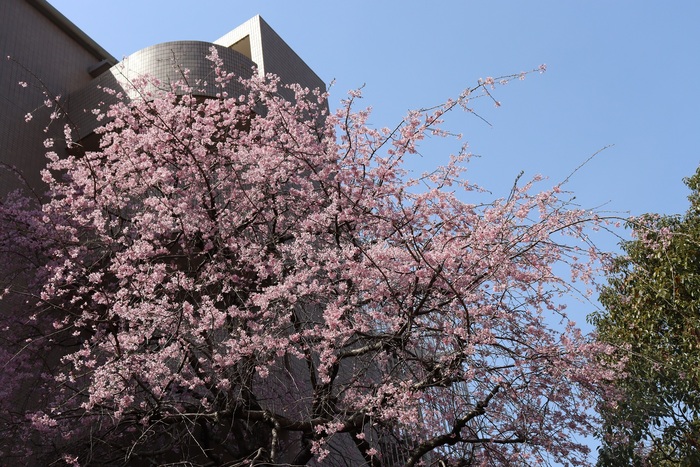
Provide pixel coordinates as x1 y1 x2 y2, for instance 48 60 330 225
214 15 325 95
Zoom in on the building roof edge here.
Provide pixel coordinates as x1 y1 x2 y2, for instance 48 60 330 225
27 0 117 65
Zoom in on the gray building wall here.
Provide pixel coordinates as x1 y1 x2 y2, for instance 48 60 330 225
0 0 116 195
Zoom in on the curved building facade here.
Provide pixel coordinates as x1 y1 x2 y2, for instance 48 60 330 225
69 41 257 140
69 15 326 145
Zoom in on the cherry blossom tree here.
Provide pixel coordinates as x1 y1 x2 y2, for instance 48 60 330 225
0 51 618 466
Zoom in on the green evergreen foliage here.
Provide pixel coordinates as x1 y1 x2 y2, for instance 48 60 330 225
593 168 700 466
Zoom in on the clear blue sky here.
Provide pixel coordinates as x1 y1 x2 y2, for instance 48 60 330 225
48 0 699 226
50 0 700 223
50 0 700 321
45 1 700 461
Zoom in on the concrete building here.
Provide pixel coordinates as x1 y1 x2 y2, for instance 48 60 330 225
1 0 324 196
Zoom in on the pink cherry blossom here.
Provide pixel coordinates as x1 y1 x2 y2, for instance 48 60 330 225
0 54 617 465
